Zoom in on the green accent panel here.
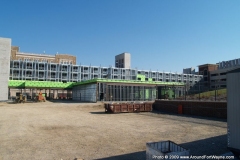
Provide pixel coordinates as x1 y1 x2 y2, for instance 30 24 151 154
148 78 152 82
24 81 74 88
9 78 185 89
73 78 185 86
8 80 25 88
9 80 74 89
137 74 145 81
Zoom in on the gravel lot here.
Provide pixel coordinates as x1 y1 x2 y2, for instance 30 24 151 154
0 101 228 160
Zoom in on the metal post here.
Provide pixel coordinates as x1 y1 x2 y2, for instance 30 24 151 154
106 85 108 101
98 83 100 101
8 88 10 100
215 86 217 101
174 86 176 99
164 85 166 99
156 85 158 100
49 88 50 100
199 82 200 100
131 86 133 101
184 85 186 101
30 89 32 100
120 85 122 101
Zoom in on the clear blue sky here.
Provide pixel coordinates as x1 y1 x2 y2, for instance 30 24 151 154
1 0 240 72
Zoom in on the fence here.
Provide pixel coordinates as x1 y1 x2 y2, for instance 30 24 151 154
175 87 227 102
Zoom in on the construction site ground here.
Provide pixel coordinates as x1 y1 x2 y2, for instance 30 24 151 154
0 101 228 160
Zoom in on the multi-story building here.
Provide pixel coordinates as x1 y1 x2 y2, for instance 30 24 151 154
11 46 76 65
0 39 203 100
198 64 218 89
10 59 203 86
115 52 131 68
9 59 203 101
183 67 197 74
210 58 240 89
197 59 240 89
9 46 203 85
218 59 240 69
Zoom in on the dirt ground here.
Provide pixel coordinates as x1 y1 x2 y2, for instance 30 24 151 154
0 101 228 160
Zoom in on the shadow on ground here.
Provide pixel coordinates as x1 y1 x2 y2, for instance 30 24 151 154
89 111 107 114
6 99 86 104
151 109 227 122
98 151 145 160
89 107 226 122
48 100 99 103
180 134 228 155
98 135 229 160
7 100 35 104
90 111 138 114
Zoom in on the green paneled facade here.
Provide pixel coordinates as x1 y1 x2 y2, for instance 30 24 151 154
9 79 184 89
9 80 74 89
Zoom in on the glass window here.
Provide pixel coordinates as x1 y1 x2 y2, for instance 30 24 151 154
204 70 208 75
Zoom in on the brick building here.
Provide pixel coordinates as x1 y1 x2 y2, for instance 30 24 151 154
11 46 76 64
198 64 218 89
